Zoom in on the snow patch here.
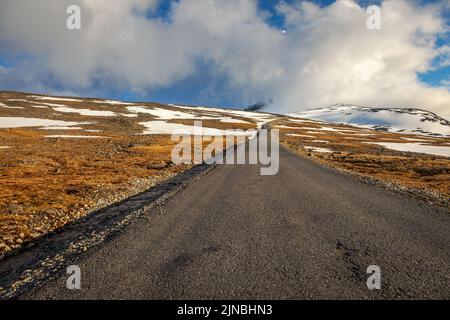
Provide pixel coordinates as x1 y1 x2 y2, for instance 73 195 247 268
91 100 135 105
303 146 333 153
128 106 205 120
52 106 116 117
317 127 342 133
0 117 90 129
41 126 83 130
285 133 315 138
120 113 138 118
349 133 377 137
29 96 83 102
364 142 450 157
219 117 251 124
275 125 303 130
290 105 450 137
128 106 252 124
400 137 431 142
288 119 320 124
1 106 24 109
139 120 256 136
169 104 273 128
41 102 67 107
8 99 29 102
0 102 24 109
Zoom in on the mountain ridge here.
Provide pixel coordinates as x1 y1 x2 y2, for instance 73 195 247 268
288 104 450 137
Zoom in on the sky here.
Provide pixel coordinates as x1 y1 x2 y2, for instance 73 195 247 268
0 0 449 116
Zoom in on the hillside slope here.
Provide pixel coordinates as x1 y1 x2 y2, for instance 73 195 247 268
1 91 449 258
289 104 450 137
0 91 275 255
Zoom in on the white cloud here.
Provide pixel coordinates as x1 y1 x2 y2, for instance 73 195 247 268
0 0 449 117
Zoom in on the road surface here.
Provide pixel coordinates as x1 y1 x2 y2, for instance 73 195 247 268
23 146 450 299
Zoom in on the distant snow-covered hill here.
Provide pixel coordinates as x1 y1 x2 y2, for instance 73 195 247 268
0 91 275 137
288 104 450 137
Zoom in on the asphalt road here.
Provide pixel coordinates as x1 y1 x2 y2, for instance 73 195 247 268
24 146 450 299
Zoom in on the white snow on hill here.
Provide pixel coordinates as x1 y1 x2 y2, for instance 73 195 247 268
0 117 90 129
363 142 450 157
139 121 256 137
0 93 276 136
289 104 450 137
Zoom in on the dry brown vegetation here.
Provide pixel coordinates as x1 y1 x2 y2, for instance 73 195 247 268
0 130 186 254
0 91 267 255
1 90 448 255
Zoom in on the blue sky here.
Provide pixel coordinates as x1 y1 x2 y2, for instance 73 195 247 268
119 0 450 106
0 0 449 113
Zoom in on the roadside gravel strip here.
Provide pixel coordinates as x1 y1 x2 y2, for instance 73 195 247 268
0 163 215 299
